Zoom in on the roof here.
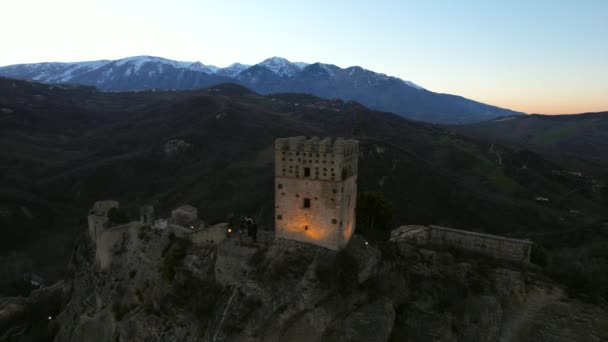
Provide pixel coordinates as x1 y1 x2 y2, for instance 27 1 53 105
174 204 197 213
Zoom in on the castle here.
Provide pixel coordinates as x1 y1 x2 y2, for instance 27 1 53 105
274 136 359 250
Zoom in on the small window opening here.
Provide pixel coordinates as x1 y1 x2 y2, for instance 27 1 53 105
278 184 283 189
303 198 311 208
332 219 337 224
277 214 282 220
304 167 310 177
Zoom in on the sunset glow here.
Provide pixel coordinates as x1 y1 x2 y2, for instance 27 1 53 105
1 0 606 114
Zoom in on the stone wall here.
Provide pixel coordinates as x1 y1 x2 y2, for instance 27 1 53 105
390 225 532 263
96 222 142 269
87 200 119 242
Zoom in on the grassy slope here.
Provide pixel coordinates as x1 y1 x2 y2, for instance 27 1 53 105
453 112 608 164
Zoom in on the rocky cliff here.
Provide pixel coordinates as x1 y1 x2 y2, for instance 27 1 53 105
2 226 608 342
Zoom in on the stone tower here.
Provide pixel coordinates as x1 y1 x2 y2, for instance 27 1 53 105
274 137 358 250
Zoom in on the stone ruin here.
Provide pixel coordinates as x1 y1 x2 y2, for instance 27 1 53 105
391 225 533 263
87 200 230 269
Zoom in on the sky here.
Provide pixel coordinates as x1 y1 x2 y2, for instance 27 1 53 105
1 0 607 114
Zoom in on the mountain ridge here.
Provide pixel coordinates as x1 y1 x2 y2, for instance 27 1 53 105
453 111 608 163
0 55 523 124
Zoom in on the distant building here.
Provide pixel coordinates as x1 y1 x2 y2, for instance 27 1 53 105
391 225 532 263
274 136 358 250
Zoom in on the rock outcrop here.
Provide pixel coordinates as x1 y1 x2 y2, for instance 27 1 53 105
3 226 608 342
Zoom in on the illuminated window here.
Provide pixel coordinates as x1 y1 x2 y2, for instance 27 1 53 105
303 198 311 208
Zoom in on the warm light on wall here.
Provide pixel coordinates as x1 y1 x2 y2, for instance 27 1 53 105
283 215 331 241
343 221 354 241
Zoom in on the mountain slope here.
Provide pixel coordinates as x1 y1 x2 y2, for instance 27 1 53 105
453 112 608 163
0 77 604 279
0 56 522 123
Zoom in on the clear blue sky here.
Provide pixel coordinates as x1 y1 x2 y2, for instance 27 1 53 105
2 0 607 114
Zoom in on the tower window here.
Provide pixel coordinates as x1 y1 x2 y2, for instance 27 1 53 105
277 214 282 220
332 219 337 224
278 184 283 189
303 198 311 208
304 167 310 177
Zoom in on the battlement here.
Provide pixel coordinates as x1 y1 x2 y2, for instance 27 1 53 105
275 137 358 181
275 136 358 154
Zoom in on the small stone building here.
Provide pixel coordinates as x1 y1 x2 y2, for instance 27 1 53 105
274 136 358 250
169 204 203 229
391 225 532 263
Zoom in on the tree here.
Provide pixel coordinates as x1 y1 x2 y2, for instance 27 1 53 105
107 207 130 225
356 192 394 240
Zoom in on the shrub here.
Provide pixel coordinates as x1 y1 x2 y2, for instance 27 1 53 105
530 244 548 267
107 207 130 225
112 303 136 321
161 237 190 282
356 192 394 240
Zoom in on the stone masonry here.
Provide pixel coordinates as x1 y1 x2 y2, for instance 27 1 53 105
391 225 532 263
274 136 359 250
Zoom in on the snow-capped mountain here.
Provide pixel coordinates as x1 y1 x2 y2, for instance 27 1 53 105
0 55 522 123
256 57 303 77
215 63 251 77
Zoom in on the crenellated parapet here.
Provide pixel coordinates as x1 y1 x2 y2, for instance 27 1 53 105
274 136 358 182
